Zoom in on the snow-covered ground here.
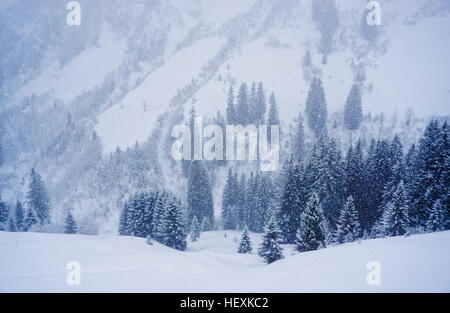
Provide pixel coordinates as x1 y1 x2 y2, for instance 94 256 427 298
0 230 449 292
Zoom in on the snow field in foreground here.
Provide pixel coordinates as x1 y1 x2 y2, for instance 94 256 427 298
0 230 449 292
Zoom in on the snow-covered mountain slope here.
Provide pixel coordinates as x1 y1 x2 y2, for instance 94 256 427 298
1 0 449 233
2 0 449 153
1 230 449 292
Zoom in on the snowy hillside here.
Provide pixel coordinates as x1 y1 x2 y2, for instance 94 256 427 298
0 0 449 235
0 230 449 292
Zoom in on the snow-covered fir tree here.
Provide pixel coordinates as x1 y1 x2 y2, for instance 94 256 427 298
305 77 327 137
335 196 361 243
190 216 201 242
296 193 327 252
222 167 237 230
278 159 302 243
236 82 250 125
238 226 252 254
409 120 447 228
27 168 52 224
162 197 187 251
24 208 39 231
8 217 16 232
344 84 363 132
426 199 447 232
15 201 25 232
187 161 214 225
258 217 283 264
226 86 236 125
0 199 8 231
381 181 409 237
64 211 78 234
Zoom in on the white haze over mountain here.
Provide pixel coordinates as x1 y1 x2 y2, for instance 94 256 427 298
0 0 449 233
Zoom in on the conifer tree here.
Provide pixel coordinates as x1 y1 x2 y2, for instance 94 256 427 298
335 196 361 243
226 86 236 125
267 93 280 126
305 78 328 137
381 181 409 237
238 226 252 254
296 193 326 252
24 208 39 231
426 199 446 232
27 168 52 224
8 217 16 232
187 161 214 225
64 211 78 234
278 159 302 243
0 200 9 231
163 197 187 251
255 82 266 123
236 83 249 125
409 120 445 227
15 201 25 232
258 217 283 264
222 167 236 230
344 84 363 132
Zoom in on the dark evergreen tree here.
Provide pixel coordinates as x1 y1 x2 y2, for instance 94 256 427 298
24 208 39 231
296 193 327 252
344 84 363 131
64 211 78 234
255 82 266 123
381 135 405 208
305 78 328 137
15 201 25 232
345 141 366 230
426 199 447 232
292 113 306 161
8 217 16 232
27 168 52 224
381 181 409 237
254 173 274 233
187 161 214 224
278 159 302 243
236 83 250 125
258 217 283 264
163 196 187 251
409 120 446 227
0 199 8 230
222 167 237 230
335 196 361 243
226 86 236 125
238 226 252 254
267 93 280 126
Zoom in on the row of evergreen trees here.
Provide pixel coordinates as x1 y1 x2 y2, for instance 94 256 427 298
221 167 276 233
0 168 54 232
226 82 279 127
278 119 449 246
118 189 187 250
227 118 448 264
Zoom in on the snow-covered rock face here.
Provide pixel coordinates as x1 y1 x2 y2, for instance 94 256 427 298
2 0 449 153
